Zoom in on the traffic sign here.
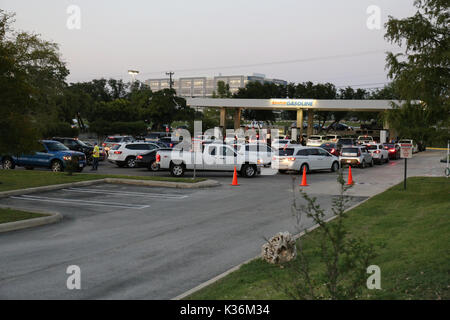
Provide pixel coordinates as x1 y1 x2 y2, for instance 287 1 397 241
400 143 413 159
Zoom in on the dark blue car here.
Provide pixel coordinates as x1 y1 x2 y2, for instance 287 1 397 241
1 140 87 172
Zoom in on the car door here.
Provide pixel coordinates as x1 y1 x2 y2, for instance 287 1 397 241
34 143 52 167
295 149 309 170
203 145 217 170
361 147 371 163
218 146 236 171
317 148 333 169
306 148 321 170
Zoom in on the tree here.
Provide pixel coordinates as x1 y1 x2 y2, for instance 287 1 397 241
384 0 449 145
235 82 284 124
0 10 68 155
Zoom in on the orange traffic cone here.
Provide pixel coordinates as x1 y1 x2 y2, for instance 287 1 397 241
347 165 354 185
299 166 309 186
230 166 240 186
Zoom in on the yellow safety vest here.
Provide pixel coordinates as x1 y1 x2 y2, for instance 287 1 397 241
93 145 100 158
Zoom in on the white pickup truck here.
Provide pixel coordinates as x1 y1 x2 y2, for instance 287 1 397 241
156 143 262 178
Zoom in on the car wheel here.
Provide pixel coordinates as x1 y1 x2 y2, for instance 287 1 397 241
386 156 389 163
278 169 287 174
76 167 84 172
331 161 339 172
241 164 257 178
51 160 63 172
378 156 383 165
148 161 159 171
360 160 366 169
126 157 136 168
300 163 309 174
171 163 185 177
370 159 374 167
2 157 15 169
25 166 34 170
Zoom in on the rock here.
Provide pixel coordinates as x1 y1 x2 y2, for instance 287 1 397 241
261 232 297 264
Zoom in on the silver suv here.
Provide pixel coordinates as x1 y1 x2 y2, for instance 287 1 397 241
339 145 374 168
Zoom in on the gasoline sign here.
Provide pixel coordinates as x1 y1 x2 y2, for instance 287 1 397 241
400 143 413 159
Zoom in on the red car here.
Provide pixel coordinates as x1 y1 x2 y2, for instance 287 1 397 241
320 142 341 156
382 143 400 160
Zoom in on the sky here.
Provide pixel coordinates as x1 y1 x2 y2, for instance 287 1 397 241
0 0 417 88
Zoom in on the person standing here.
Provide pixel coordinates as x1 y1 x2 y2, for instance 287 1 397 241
91 142 100 171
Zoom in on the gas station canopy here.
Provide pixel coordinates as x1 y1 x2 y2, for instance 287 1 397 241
186 98 403 112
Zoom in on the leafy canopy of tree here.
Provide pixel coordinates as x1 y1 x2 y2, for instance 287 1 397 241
0 10 69 155
384 0 449 144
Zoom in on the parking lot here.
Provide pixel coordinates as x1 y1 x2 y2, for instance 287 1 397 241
0 150 446 299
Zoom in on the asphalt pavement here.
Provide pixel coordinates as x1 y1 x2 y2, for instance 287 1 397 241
0 150 446 299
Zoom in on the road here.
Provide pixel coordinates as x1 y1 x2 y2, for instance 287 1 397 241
0 150 446 299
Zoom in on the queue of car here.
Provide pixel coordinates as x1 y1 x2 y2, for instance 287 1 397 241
0 131 421 176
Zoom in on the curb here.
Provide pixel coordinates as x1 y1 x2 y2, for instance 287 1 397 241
0 178 220 199
172 192 374 300
0 206 62 233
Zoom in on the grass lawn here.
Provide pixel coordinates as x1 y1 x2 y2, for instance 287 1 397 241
0 208 47 224
187 177 450 300
0 170 206 192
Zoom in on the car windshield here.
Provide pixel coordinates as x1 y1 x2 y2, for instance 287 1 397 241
309 136 322 140
320 143 334 148
326 136 337 140
367 145 378 150
339 139 353 144
78 140 89 147
45 141 69 151
106 137 123 143
275 140 288 144
384 144 395 148
278 148 295 156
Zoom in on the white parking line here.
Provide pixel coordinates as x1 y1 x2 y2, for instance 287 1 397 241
10 195 150 209
62 188 188 199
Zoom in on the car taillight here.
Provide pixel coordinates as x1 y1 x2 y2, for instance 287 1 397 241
331 148 335 154
170 143 173 148
374 150 380 154
389 148 396 152
114 151 122 154
287 157 296 161
156 154 161 162
137 155 143 160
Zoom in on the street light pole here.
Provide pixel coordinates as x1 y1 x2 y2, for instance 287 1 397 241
166 71 174 90
128 70 139 83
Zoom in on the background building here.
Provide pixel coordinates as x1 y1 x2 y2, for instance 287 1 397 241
145 73 287 97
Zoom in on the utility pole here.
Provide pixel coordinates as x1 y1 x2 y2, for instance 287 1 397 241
166 71 174 90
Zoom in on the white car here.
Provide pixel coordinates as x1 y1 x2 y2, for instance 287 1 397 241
271 139 296 150
357 135 374 145
234 143 275 167
306 135 325 146
324 135 341 143
273 146 340 173
157 143 262 177
366 143 389 164
108 142 160 168
398 139 419 153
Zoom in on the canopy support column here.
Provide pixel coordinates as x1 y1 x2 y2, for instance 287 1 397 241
234 108 242 130
296 109 304 142
307 109 314 137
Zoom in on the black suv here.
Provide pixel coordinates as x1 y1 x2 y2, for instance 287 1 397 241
52 137 95 164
